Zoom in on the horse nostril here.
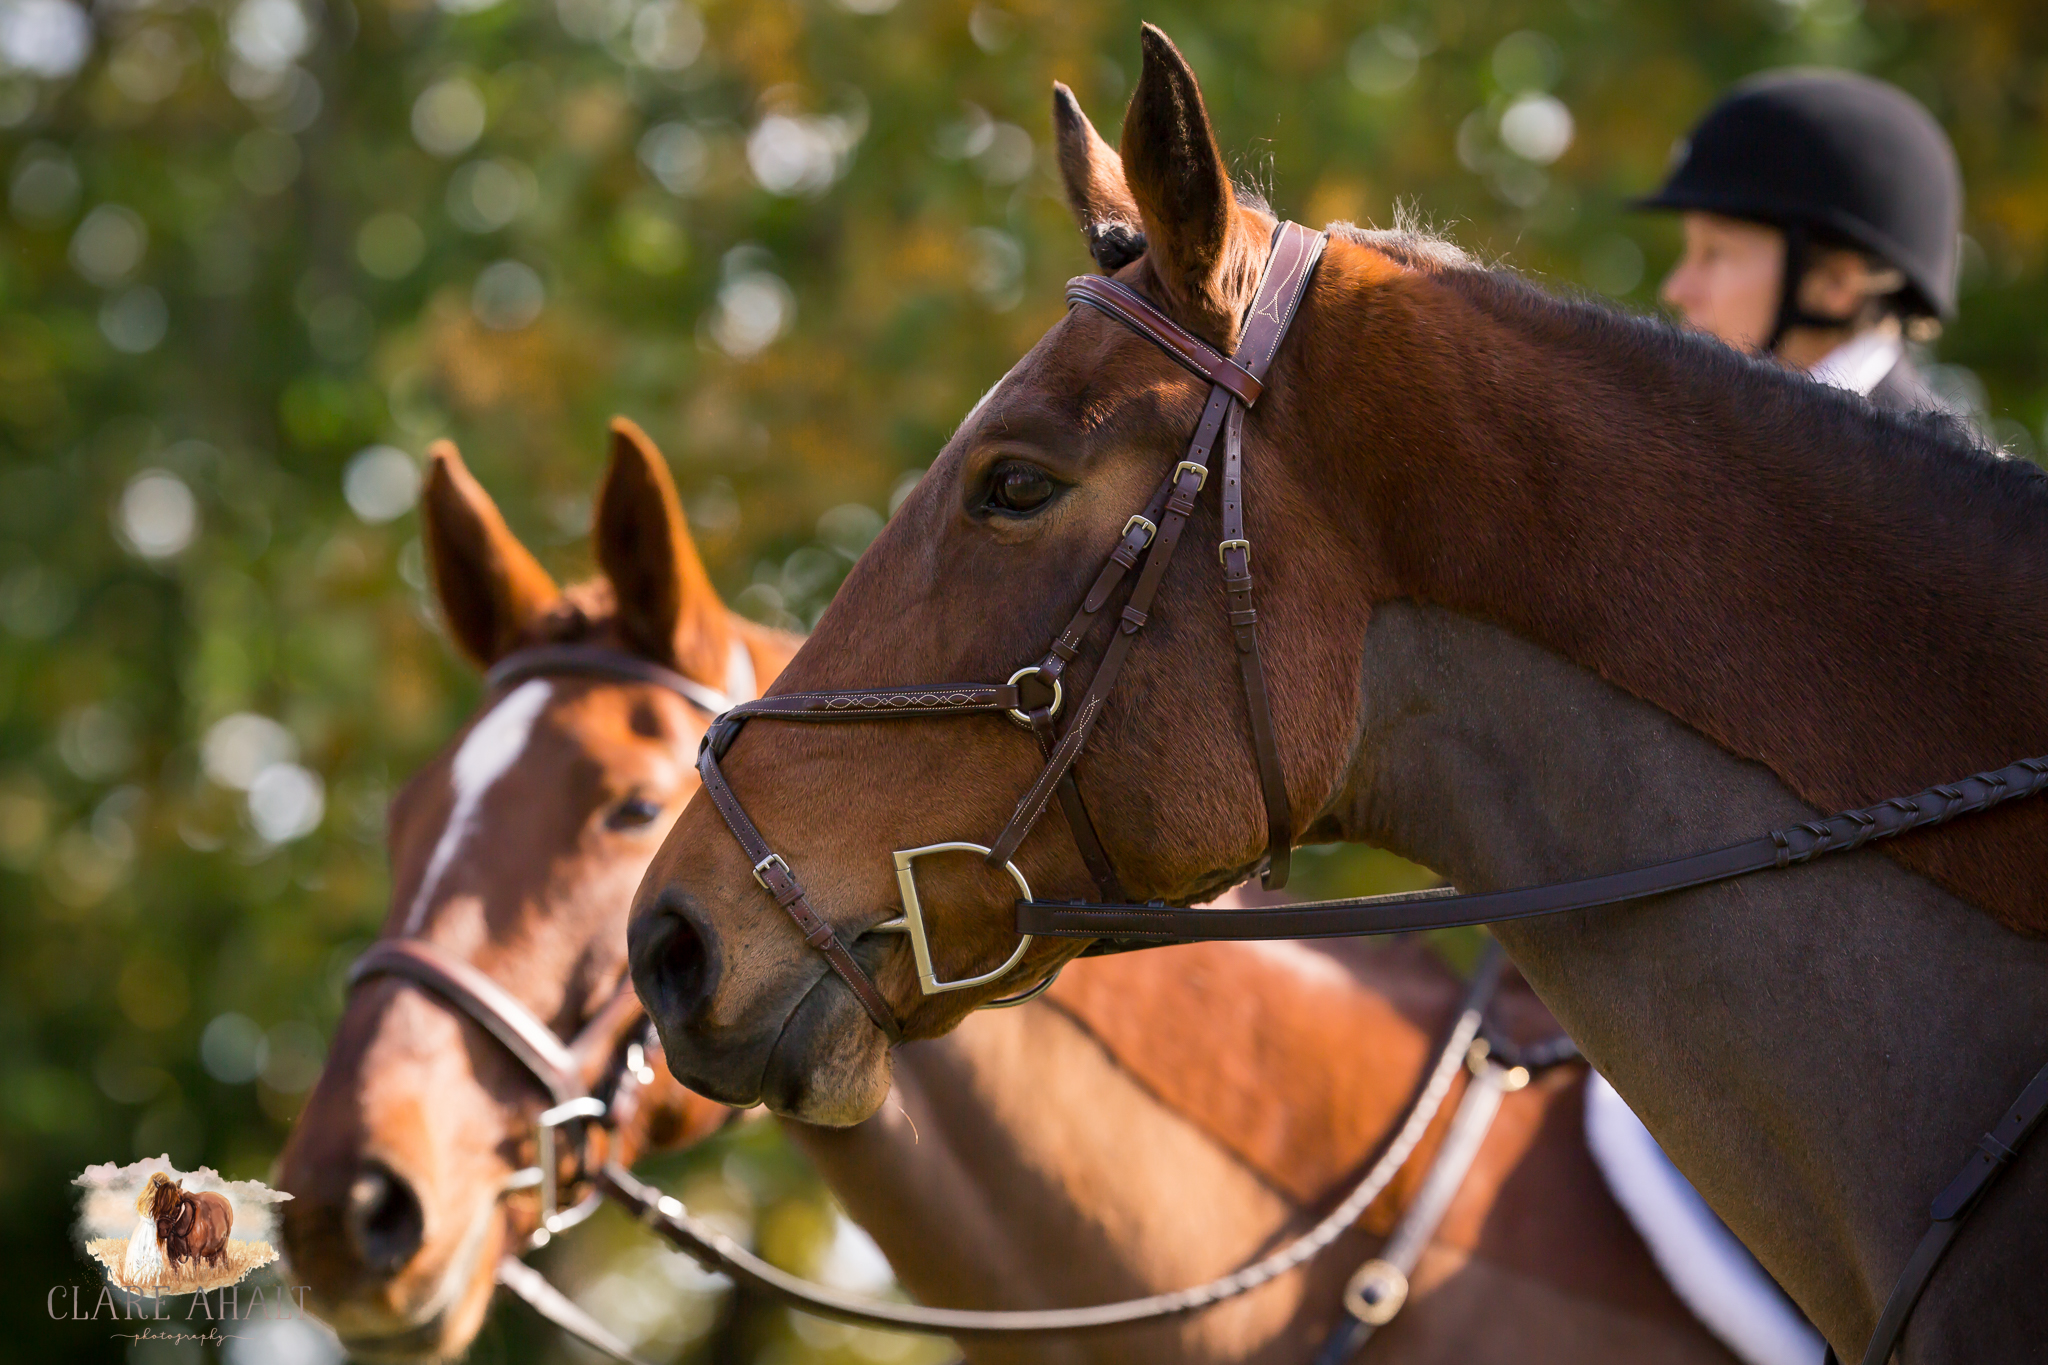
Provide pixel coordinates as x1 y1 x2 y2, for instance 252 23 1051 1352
629 895 720 1030
346 1162 424 1275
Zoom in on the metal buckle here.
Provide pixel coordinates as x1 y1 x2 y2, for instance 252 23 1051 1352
751 853 789 889
1174 460 1209 491
527 1095 609 1248
1121 514 1157 546
872 842 1035 996
1004 666 1063 728
1217 538 1251 567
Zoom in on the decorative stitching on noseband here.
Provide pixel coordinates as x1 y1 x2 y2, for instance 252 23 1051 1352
820 691 988 711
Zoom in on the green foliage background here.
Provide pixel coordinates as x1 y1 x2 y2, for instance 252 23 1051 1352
3 0 2043 1359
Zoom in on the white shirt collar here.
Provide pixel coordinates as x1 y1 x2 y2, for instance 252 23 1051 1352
1807 331 1902 397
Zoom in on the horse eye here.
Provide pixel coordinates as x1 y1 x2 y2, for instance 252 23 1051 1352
605 796 664 831
986 463 1057 515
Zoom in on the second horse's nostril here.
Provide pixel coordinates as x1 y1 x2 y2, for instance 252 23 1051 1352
628 895 720 1029
346 1162 424 1275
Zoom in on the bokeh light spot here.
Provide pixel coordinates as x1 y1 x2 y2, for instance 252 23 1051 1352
343 445 421 524
202 713 296 791
1500 94 1574 164
412 77 487 158
248 761 324 842
70 203 148 286
116 469 197 559
472 259 545 330
200 1013 269 1084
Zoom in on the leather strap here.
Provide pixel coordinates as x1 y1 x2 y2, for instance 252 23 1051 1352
1020 756 2048 942
1822 1057 2048 1365
1028 703 1126 903
488 643 738 717
1066 275 1264 406
1314 1040 1514 1363
1220 402 1291 888
694 742 904 1043
594 935 1496 1336
987 396 1230 865
498 1258 657 1365
351 940 589 1107
988 223 1325 869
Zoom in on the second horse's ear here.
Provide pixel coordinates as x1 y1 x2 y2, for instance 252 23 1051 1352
594 417 732 684
421 442 560 667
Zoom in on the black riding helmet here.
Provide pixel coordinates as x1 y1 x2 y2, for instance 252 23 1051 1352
1639 69 1961 339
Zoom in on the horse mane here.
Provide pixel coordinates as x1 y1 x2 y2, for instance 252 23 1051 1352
1328 212 1477 275
1323 226 2048 933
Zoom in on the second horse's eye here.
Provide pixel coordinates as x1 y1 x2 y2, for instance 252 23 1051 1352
986 463 1057 515
605 796 664 831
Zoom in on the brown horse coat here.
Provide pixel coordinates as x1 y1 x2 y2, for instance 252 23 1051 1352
152 1179 233 1269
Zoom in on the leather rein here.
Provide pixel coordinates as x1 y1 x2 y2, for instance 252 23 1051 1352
342 636 1568 1358
686 220 2048 1364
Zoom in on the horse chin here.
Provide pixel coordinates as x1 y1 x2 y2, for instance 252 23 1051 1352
758 973 894 1126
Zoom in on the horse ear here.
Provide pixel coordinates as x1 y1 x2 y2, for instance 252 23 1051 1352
1053 82 1146 273
594 417 732 683
420 441 560 667
1119 24 1259 332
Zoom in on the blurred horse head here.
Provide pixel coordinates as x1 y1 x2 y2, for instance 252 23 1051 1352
276 419 791 1361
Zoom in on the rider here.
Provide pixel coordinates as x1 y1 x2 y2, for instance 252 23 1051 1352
1638 68 1964 418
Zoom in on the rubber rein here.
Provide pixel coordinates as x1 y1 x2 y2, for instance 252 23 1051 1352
690 220 2048 1364
346 640 1576 1358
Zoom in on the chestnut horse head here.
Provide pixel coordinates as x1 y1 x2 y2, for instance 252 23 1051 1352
628 28 1377 1125
277 419 789 1361
146 1173 182 1229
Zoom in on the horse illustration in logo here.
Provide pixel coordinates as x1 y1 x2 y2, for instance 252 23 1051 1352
79 1158 283 1296
140 1173 233 1272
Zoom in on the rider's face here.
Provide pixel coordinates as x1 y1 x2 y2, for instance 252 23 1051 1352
1660 212 1784 355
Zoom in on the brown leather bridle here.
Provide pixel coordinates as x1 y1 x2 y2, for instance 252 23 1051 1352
345 643 760 1252
694 221 1329 1045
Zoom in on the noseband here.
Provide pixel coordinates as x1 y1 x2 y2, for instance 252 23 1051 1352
693 221 1330 1043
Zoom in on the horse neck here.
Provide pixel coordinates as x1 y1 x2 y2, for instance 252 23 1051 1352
1332 601 2048 1358
1293 243 2048 933
777 967 1380 1365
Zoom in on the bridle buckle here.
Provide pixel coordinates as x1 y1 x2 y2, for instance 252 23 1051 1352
1173 460 1210 491
527 1095 609 1248
1218 538 1251 568
1121 514 1157 546
752 853 790 889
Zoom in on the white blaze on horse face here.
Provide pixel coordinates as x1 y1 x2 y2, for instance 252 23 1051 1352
401 679 553 934
961 361 1023 430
